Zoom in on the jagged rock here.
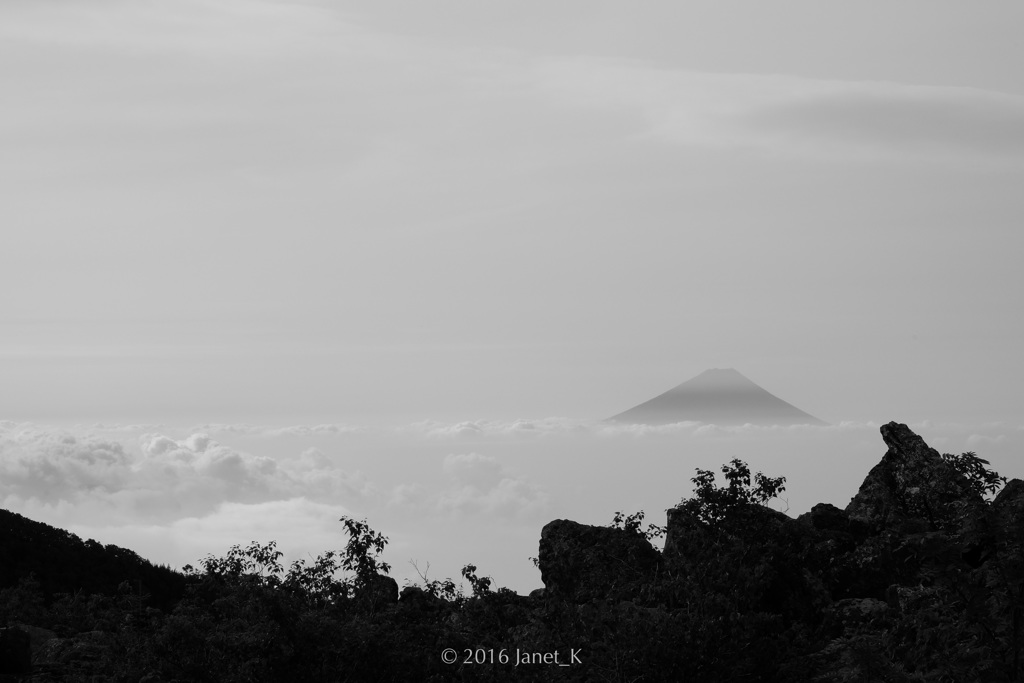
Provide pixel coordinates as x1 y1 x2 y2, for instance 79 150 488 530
666 503 834 619
664 501 791 561
957 478 1024 572
845 422 983 529
799 502 847 531
798 503 870 538
398 585 444 610
9 623 54 670
35 631 113 680
832 597 890 627
993 478 1024 518
795 504 872 572
538 519 660 602
358 573 398 606
0 627 31 675
662 506 701 560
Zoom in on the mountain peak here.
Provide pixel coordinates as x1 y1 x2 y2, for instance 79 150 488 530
690 367 757 384
608 369 827 426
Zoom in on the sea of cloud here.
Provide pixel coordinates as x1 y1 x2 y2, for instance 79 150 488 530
1 417 1021 593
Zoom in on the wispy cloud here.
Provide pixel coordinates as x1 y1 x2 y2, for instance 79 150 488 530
533 57 1024 164
10 0 1017 191
0 0 366 57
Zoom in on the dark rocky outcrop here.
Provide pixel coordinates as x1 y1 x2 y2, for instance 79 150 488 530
538 519 660 602
358 573 399 607
845 421 983 529
664 500 792 560
33 630 114 681
0 627 30 676
8 623 54 674
665 502 832 621
661 505 704 560
993 477 1024 520
541 422 999 620
797 502 870 539
398 585 444 611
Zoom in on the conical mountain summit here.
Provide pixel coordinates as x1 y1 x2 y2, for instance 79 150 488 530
609 368 827 426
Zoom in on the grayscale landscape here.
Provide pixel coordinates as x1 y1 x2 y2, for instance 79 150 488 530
1 2 1022 680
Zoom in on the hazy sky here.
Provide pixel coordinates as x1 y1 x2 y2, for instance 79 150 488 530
2 0 1023 424
2 1 1023 592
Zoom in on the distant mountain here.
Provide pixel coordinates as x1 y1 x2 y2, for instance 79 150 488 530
0 508 186 610
608 368 827 426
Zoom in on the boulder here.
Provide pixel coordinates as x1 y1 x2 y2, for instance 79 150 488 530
666 503 833 619
538 519 660 602
0 627 30 675
845 422 983 529
662 505 705 560
10 623 54 666
956 478 1024 570
795 504 871 561
35 631 113 680
993 478 1024 519
398 585 445 610
799 502 847 531
799 503 868 537
832 597 890 628
665 501 791 561
358 573 398 607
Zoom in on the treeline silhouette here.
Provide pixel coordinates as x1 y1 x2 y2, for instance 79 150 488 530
0 508 185 611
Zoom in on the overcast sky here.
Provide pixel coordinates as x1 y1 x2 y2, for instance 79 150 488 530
2 0 1023 424
2 1 1023 591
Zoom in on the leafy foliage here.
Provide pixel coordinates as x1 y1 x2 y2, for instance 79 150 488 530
943 450 1008 499
677 458 787 527
460 564 493 598
610 509 666 544
187 540 284 584
338 515 391 585
410 561 466 604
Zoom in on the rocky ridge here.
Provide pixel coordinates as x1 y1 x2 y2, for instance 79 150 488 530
531 421 1022 680
2 421 1021 682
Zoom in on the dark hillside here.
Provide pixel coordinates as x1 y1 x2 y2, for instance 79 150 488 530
0 508 185 611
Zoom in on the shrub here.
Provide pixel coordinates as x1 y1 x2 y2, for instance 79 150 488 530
677 458 786 527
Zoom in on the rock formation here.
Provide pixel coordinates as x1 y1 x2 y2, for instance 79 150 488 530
358 573 399 607
537 519 660 602
845 421 984 529
0 627 31 677
546 424 973 609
